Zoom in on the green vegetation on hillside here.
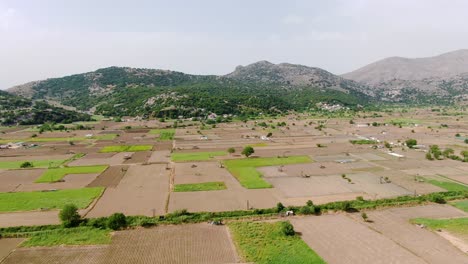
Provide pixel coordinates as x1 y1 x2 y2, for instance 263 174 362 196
35 165 108 183
171 151 227 161
349 139 378 145
0 188 104 212
451 200 468 212
229 221 326 264
100 145 153 153
224 156 312 189
426 179 468 192
174 182 227 192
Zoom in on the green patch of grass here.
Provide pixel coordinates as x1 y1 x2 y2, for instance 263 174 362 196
171 151 227 162
349 139 378 145
224 156 312 189
35 165 108 183
174 182 227 192
100 145 153 153
387 118 421 126
451 200 468 212
0 159 66 169
21 227 111 247
94 134 118 140
0 187 104 212
229 221 326 264
411 217 468 237
149 129 175 140
426 179 468 192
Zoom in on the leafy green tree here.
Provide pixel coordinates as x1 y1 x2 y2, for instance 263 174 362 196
280 221 296 236
242 146 255 157
276 202 285 212
20 161 33 168
405 139 417 148
59 204 81 228
107 213 127 230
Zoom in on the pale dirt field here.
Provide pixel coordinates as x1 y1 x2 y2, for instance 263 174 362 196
0 238 24 262
16 173 98 191
0 154 73 161
0 169 44 192
3 246 109 264
292 214 427 264
2 224 238 264
350 204 468 264
170 161 280 212
148 150 171 163
68 152 131 166
0 211 60 227
87 164 169 217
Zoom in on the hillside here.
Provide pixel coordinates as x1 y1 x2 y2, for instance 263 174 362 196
7 63 372 118
343 49 468 84
0 90 91 126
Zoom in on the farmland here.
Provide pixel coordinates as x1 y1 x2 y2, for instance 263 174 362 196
35 165 108 183
0 188 103 212
1 108 468 263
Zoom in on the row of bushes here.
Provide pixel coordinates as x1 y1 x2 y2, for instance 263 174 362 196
1 191 467 236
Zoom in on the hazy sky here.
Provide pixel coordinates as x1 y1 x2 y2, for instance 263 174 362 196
1 0 468 89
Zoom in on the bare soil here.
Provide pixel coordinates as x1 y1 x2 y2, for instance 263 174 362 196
87 165 128 188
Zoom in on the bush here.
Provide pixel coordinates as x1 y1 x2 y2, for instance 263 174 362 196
299 206 314 215
20 161 33 168
429 194 446 204
405 139 417 148
59 204 81 228
241 146 255 157
306 200 314 207
280 221 295 236
107 213 127 230
276 202 285 213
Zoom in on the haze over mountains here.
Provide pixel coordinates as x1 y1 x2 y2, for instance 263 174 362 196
4 49 468 120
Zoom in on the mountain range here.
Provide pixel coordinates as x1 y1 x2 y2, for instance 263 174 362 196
4 49 468 122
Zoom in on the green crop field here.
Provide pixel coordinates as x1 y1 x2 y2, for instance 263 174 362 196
21 227 111 247
171 151 227 161
100 145 153 153
451 200 468 212
411 217 468 237
229 221 326 264
35 165 108 183
224 156 312 189
0 159 66 169
174 182 227 192
149 129 175 140
0 187 104 212
426 179 468 192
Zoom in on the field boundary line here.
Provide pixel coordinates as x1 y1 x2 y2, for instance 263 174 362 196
81 188 107 218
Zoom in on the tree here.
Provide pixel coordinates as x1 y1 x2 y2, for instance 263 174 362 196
442 148 454 158
405 139 417 148
242 146 255 157
107 213 127 230
227 147 235 155
266 132 272 138
59 204 81 228
426 152 434 160
280 221 295 236
276 202 285 212
20 161 33 168
306 200 314 207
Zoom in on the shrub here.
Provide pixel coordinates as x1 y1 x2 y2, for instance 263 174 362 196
276 202 285 213
20 161 33 168
299 206 314 215
280 221 295 236
306 200 314 207
405 139 417 148
107 213 127 230
59 204 81 228
227 147 235 154
361 212 368 222
429 194 446 204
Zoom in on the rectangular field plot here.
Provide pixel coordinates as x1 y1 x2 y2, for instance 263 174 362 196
102 224 238 264
87 164 169 217
2 246 108 264
99 145 153 153
174 182 227 192
291 215 427 264
0 159 66 169
35 165 108 183
171 151 227 162
224 156 312 189
149 129 175 140
229 221 325 264
0 187 103 212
